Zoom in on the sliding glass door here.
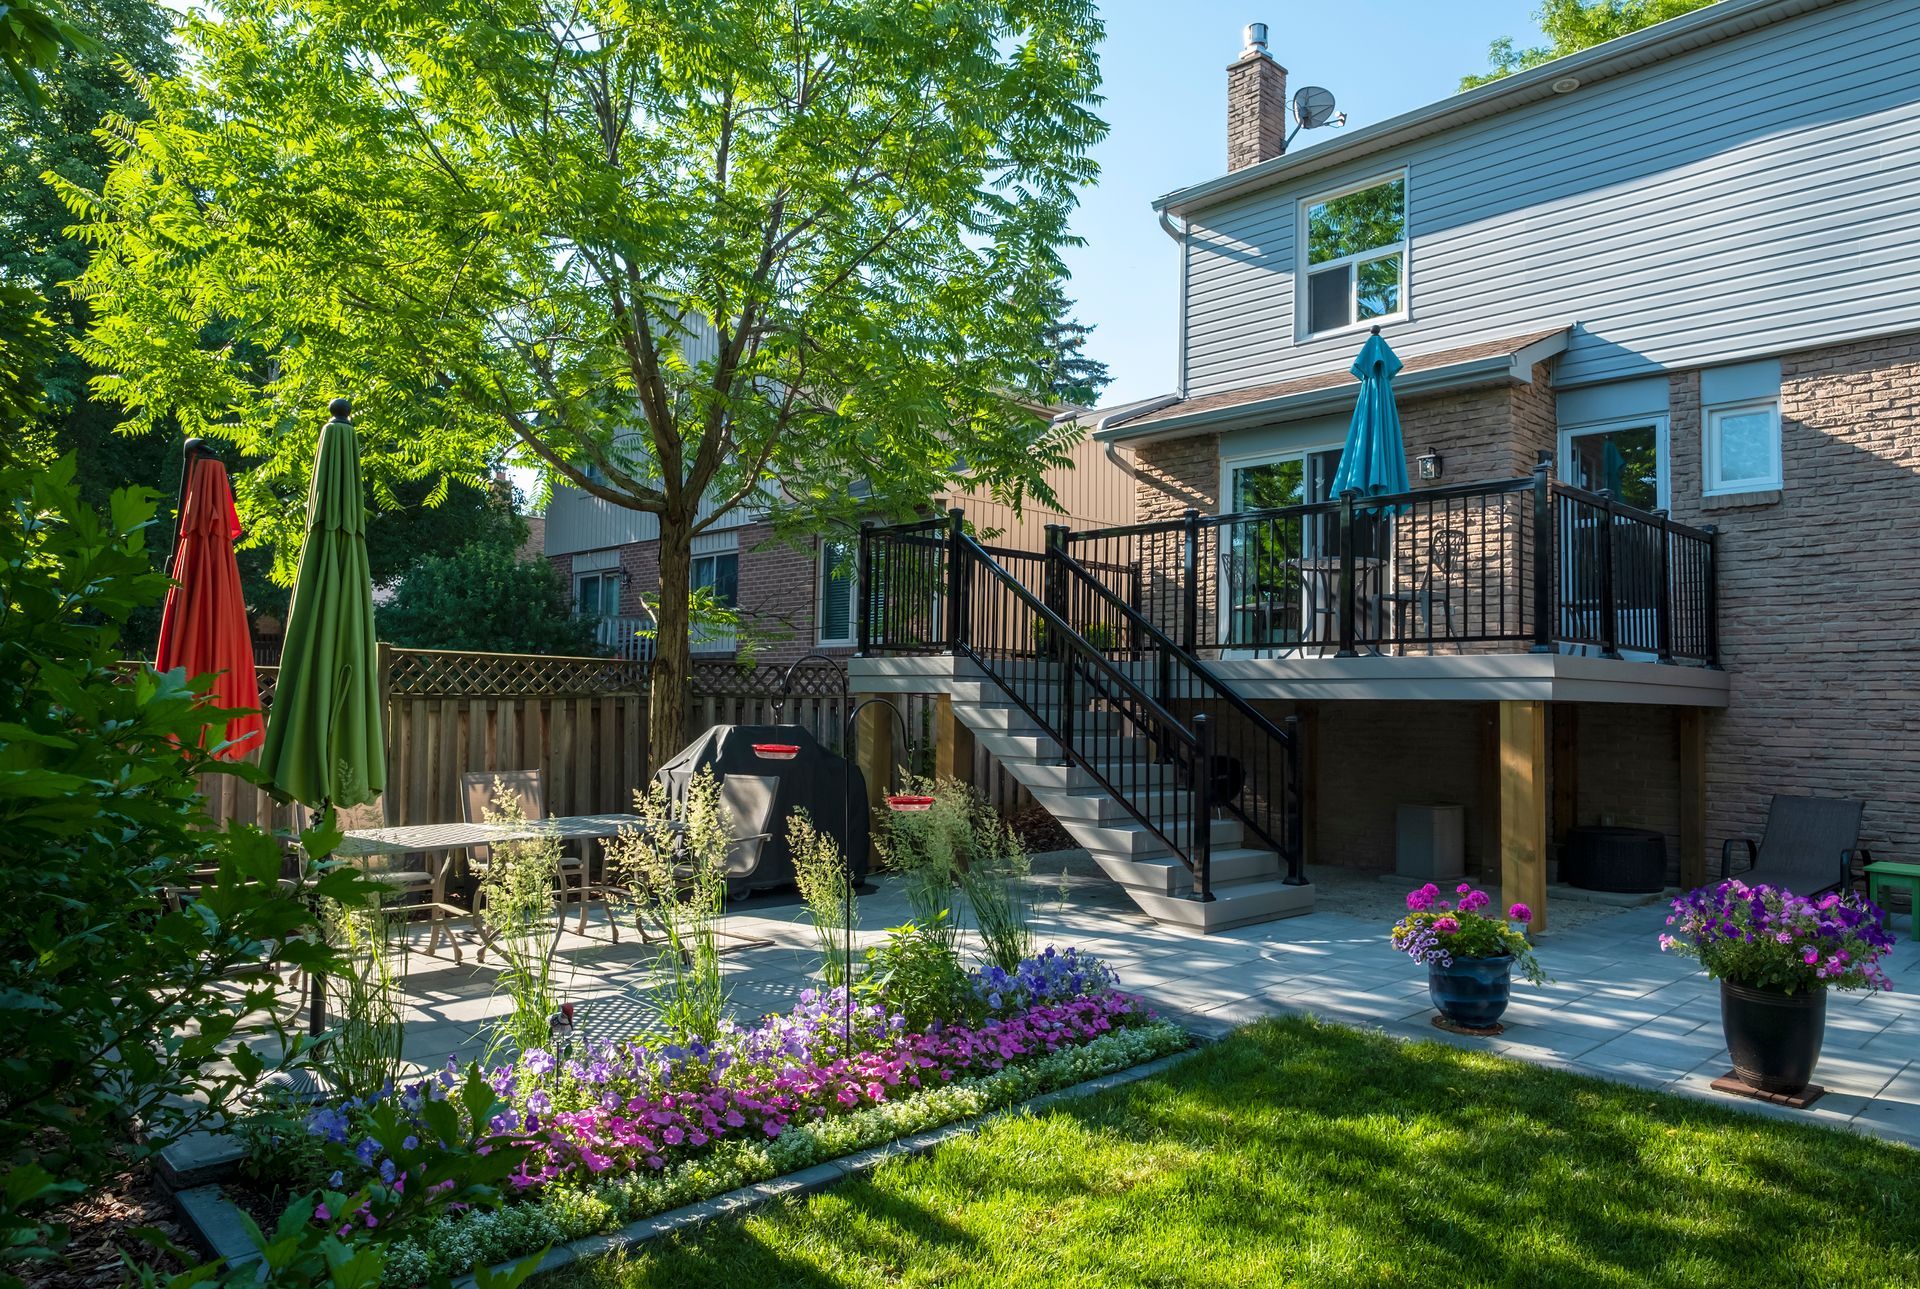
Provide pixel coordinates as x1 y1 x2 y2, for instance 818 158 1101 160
1220 449 1343 649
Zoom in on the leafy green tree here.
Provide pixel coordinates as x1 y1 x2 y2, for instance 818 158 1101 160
376 540 602 655
0 0 98 103
1461 0 1716 90
64 0 1107 762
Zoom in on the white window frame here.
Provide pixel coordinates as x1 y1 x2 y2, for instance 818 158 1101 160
1216 443 1347 648
1702 398 1783 496
1557 416 1671 513
1295 169 1411 342
817 538 856 648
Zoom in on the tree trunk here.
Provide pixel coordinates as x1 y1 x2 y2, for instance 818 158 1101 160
649 512 694 768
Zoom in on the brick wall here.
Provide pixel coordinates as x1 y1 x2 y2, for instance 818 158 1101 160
1305 701 1494 872
1666 333 1920 863
1569 703 1682 883
554 529 855 665
1226 52 1286 173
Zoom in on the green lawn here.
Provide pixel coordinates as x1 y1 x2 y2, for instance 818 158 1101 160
542 1017 1920 1289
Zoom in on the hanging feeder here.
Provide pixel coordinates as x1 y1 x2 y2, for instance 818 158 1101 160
751 743 800 761
885 794 935 813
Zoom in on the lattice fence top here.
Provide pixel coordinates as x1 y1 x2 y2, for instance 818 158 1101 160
386 648 649 697
688 659 846 699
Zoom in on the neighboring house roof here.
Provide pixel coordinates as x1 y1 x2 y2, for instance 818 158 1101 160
1095 327 1571 443
1155 0 1844 218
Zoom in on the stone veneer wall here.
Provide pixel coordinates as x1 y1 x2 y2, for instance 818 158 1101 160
1665 333 1920 863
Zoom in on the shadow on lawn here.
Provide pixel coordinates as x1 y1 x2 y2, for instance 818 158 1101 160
551 1018 1920 1289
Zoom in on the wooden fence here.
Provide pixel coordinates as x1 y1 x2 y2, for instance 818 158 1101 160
195 647 1027 831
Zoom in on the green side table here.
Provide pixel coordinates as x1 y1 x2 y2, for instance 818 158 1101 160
1865 861 1920 942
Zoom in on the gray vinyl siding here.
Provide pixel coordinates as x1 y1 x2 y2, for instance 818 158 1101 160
543 314 756 557
1181 0 1920 397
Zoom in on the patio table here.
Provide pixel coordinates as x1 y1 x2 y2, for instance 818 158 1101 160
320 814 678 961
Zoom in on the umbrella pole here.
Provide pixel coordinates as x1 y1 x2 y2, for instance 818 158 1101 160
307 797 330 1037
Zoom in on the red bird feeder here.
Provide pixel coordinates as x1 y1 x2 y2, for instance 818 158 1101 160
751 743 800 761
885 794 935 813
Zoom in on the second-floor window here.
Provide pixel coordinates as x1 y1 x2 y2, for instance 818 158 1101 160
1300 172 1407 337
691 551 738 608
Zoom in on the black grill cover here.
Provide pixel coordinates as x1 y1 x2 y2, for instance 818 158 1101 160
653 722 870 896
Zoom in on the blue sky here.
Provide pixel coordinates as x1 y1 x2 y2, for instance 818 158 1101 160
1065 0 1546 406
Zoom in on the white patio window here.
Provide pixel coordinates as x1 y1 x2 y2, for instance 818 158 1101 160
818 539 855 646
1704 399 1782 495
1300 173 1407 338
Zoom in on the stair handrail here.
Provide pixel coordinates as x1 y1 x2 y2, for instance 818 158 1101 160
1051 543 1305 884
954 533 1217 902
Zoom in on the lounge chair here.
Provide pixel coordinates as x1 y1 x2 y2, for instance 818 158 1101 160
1720 794 1870 896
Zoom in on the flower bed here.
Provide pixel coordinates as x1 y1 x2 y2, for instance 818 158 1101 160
261 948 1184 1284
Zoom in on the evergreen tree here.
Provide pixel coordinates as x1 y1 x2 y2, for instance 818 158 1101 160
1035 285 1112 409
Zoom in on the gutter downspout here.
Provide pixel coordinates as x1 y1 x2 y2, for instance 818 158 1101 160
1158 210 1191 399
1052 395 1183 487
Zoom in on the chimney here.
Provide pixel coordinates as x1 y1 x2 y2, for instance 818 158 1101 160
1227 22 1287 171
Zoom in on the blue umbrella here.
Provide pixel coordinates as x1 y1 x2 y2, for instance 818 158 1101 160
1330 327 1411 512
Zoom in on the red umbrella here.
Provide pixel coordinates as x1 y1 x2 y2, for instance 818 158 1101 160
155 451 264 758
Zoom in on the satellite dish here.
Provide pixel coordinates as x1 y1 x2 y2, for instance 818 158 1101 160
1293 86 1338 129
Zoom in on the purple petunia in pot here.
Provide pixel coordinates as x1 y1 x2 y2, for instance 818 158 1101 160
1392 882 1547 1029
1661 879 1894 1097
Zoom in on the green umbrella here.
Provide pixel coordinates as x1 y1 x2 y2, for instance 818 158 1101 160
260 398 385 810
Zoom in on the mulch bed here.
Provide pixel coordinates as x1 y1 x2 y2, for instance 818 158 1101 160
19 1163 189 1288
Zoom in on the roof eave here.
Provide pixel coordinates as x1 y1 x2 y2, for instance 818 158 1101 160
1154 0 1839 218
1096 333 1568 444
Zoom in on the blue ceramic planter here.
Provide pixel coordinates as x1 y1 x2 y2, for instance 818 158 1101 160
1428 954 1514 1028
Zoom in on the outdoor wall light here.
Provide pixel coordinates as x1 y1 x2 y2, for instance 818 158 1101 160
1417 451 1443 481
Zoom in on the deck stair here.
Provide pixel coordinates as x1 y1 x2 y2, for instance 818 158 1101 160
859 517 1314 934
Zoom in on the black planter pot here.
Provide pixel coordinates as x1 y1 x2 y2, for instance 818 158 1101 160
1427 955 1514 1028
1720 979 1827 1095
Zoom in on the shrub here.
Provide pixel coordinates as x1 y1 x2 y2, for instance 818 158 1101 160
0 455 382 1272
855 916 982 1031
375 540 603 656
319 898 410 1098
958 811 1032 972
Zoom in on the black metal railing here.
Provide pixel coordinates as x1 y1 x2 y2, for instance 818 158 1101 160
1062 461 1718 664
1047 526 1304 883
862 514 1231 900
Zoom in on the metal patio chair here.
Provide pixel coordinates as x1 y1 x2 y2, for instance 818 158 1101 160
460 770 596 944
1381 526 1467 654
1721 794 1870 897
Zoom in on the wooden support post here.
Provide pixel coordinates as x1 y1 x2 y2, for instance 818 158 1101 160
932 692 974 785
853 694 895 866
1499 700 1549 935
1679 707 1707 889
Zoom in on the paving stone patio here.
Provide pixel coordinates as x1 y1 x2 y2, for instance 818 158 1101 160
383 853 1920 1149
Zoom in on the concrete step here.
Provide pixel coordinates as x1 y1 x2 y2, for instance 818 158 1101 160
1129 877 1317 933
1068 814 1245 859
953 701 1120 735
1009 759 1184 794
974 730 1154 763
1089 846 1281 894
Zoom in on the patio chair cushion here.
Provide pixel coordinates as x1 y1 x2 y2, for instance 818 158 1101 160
1736 795 1865 895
